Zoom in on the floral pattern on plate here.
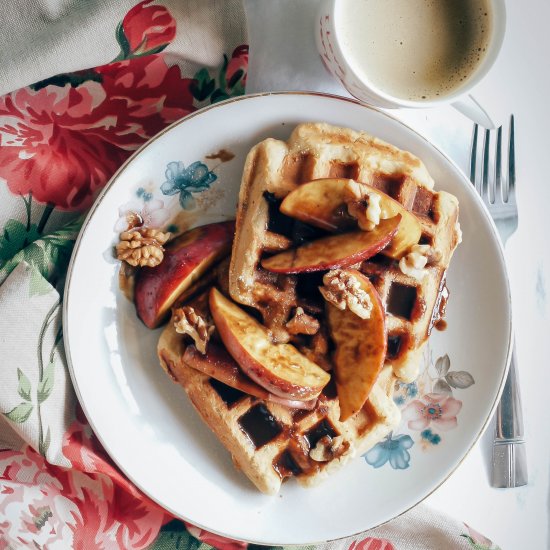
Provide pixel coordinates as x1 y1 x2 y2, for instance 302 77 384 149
365 352 475 470
113 159 228 235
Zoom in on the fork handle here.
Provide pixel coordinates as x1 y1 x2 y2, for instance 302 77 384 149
491 341 528 487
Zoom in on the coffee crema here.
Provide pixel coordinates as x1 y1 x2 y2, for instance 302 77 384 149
336 0 493 101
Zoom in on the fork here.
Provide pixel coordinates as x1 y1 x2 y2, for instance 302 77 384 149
469 115 527 488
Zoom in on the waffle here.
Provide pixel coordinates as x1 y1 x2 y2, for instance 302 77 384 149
229 122 461 382
158 315 399 495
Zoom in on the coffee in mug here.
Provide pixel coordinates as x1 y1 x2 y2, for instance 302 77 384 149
335 0 494 102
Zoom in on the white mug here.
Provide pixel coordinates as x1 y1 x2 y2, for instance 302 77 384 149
315 0 506 128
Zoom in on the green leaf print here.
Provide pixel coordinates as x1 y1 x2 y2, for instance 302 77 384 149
37 361 55 404
217 54 229 92
3 402 33 423
190 68 216 101
115 21 131 59
0 215 83 287
29 266 54 297
460 534 501 550
30 70 103 91
149 520 205 550
17 369 32 401
0 219 41 263
42 427 52 456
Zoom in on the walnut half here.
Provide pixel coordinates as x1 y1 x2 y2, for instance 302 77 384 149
285 307 320 336
319 269 372 319
116 228 171 268
309 435 345 462
173 306 215 354
344 180 382 231
399 244 441 281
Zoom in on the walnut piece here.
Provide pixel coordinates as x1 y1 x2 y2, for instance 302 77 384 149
319 269 372 319
116 228 171 267
285 307 320 336
399 244 440 280
345 180 381 231
309 435 345 462
173 306 214 354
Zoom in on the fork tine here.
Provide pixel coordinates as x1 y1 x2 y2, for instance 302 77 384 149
507 114 516 204
481 128 491 199
469 123 479 185
493 126 502 205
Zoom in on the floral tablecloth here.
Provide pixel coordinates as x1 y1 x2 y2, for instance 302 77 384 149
0 2 501 549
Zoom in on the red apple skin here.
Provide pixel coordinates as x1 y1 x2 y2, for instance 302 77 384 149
209 288 330 400
183 344 317 410
280 178 422 259
134 221 235 328
184 342 271 399
261 215 400 274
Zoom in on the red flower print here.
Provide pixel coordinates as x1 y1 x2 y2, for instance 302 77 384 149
0 447 74 547
69 484 164 550
402 393 462 432
184 523 248 550
122 0 176 56
226 45 249 88
349 537 396 550
0 55 195 211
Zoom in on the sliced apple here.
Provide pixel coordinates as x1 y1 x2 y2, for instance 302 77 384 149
280 178 421 258
134 221 235 328
261 215 400 274
326 269 386 421
184 342 270 398
280 178 352 231
209 287 330 400
183 344 317 410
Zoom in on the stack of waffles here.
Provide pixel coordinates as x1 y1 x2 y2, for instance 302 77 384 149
156 123 461 494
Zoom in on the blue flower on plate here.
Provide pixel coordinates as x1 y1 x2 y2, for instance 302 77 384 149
421 428 441 445
160 161 217 209
393 381 418 407
364 432 414 470
136 187 153 202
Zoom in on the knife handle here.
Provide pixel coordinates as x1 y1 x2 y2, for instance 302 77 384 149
491 341 528 487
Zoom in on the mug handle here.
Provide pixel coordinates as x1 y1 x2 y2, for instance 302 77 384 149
452 94 495 129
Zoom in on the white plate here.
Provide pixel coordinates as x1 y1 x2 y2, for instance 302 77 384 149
64 92 511 545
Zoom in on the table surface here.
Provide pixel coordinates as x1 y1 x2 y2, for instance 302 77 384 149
245 1 550 547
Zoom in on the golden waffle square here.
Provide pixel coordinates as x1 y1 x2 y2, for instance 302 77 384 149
229 122 461 382
158 321 400 495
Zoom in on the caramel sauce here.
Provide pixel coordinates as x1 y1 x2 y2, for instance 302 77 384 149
205 149 235 162
238 403 283 448
387 282 417 320
387 334 403 359
273 450 302 479
428 276 449 336
305 418 338 448
210 378 247 408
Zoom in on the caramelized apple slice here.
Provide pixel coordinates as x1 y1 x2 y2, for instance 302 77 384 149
183 344 316 410
134 221 235 328
209 287 330 400
261 215 400 274
280 178 421 258
326 269 386 421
